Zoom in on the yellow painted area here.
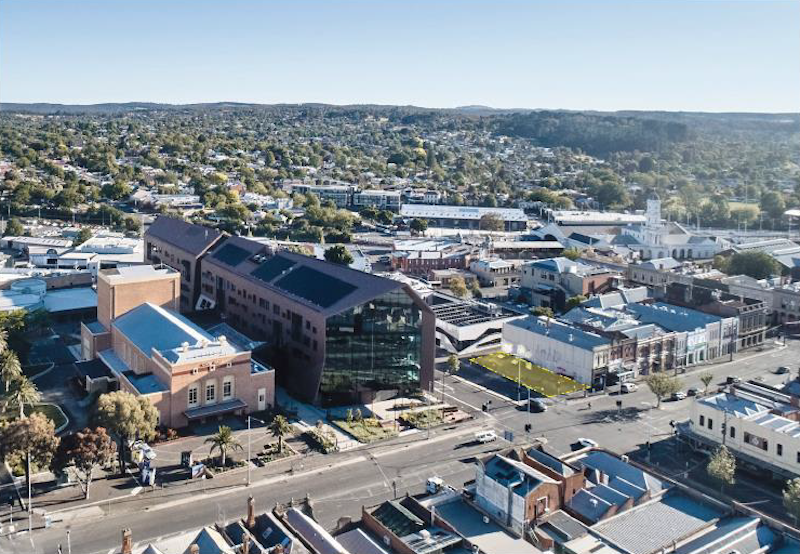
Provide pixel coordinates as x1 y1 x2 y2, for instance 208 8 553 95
470 351 587 397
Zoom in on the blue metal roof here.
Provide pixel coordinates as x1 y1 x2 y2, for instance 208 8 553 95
625 302 722 332
508 316 610 351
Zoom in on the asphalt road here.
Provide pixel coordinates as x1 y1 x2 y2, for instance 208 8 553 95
3 339 797 554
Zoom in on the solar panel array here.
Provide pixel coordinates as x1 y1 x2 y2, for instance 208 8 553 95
250 256 296 283
212 243 251 266
274 265 357 308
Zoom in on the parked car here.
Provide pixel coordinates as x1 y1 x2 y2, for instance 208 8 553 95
529 399 547 412
726 376 741 384
620 382 638 393
474 430 498 443
577 438 598 449
687 387 699 397
671 391 687 401
777 366 790 375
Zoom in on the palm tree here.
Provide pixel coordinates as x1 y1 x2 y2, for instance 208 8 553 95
270 415 292 453
6 376 40 419
204 425 242 467
1 350 22 393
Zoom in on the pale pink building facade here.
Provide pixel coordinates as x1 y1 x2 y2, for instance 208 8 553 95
81 265 274 428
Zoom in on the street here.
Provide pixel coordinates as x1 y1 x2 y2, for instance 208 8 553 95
2 338 797 554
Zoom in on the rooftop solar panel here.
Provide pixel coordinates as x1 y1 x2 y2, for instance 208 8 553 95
212 243 251 266
250 256 296 283
274 265 356 308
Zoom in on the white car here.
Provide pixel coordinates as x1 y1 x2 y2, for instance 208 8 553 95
577 438 598 449
475 430 498 443
620 382 638 393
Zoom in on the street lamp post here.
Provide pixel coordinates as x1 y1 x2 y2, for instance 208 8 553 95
247 416 265 487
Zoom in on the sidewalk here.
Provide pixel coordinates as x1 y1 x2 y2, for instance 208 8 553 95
0 412 490 535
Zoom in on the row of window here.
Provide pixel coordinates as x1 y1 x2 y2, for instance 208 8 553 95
187 376 234 408
699 414 799 462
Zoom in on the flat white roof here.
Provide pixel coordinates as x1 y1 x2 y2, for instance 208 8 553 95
400 204 527 222
42 287 97 313
101 264 178 284
551 211 646 225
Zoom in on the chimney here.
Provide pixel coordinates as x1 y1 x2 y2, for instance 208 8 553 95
246 495 256 529
189 545 199 554
121 528 133 554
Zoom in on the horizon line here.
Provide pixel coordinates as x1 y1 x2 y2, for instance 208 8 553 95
1 100 798 116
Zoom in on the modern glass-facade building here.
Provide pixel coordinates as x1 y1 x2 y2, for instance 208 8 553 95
200 236 435 405
323 289 423 403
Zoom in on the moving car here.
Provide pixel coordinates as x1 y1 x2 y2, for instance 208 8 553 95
620 382 638 393
577 438 598 449
474 430 498 443
671 391 687 401
726 376 741 384
687 387 699 397
529 398 547 412
777 366 790 375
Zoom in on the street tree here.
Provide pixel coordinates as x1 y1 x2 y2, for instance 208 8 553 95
700 372 714 395
72 227 93 247
562 248 581 261
1 349 22 393
205 425 242 467
707 445 736 492
783 477 800 525
644 373 681 408
52 427 116 499
94 391 158 475
0 413 59 504
565 295 587 311
449 276 468 298
5 375 40 419
4 218 23 237
324 245 354 266
725 251 780 280
270 415 292 454
760 190 786 221
410 218 428 235
478 213 504 232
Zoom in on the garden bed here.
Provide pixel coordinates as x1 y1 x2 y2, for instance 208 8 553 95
333 418 398 443
199 457 247 475
305 426 338 453
400 408 445 429
252 443 295 466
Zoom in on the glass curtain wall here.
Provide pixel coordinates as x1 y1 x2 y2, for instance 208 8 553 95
323 289 422 402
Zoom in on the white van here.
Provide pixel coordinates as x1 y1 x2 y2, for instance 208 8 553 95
475 430 498 443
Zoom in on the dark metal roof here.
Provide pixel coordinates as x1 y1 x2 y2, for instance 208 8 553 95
145 216 223 256
205 236 407 316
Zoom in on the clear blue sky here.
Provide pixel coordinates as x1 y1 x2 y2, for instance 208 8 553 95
1 0 798 112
